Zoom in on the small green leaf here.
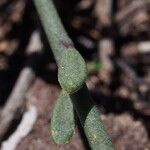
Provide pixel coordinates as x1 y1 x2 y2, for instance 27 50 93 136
51 90 75 145
58 48 87 94
87 60 101 73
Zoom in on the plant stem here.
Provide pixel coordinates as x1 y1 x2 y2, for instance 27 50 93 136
33 0 114 149
33 0 87 94
33 0 70 62
71 84 114 150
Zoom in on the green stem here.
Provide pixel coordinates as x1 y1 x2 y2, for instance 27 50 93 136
33 0 70 62
71 84 114 150
33 0 87 94
33 0 114 149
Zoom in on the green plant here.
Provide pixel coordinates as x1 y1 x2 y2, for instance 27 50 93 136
33 0 114 149
51 90 75 144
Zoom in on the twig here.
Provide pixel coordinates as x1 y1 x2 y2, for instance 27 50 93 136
116 59 150 102
98 39 114 85
138 41 150 53
115 0 150 35
0 30 42 141
95 0 114 85
95 0 113 26
115 0 150 26
1 105 38 150
116 59 148 85
0 68 35 141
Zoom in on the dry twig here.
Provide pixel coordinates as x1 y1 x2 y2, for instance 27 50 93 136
0 30 42 141
1 105 38 150
0 68 35 141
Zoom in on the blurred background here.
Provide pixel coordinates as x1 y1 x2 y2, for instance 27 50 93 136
0 0 150 149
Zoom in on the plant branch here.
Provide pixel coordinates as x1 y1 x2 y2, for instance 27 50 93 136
0 67 35 141
33 0 87 94
33 0 114 149
71 84 114 150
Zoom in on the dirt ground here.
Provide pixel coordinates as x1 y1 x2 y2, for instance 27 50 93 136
15 79 149 150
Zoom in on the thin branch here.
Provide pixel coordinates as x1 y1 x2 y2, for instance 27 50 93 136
0 67 35 141
33 0 114 149
95 0 113 26
98 39 114 85
115 0 150 25
116 59 149 85
1 105 38 150
0 30 42 141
